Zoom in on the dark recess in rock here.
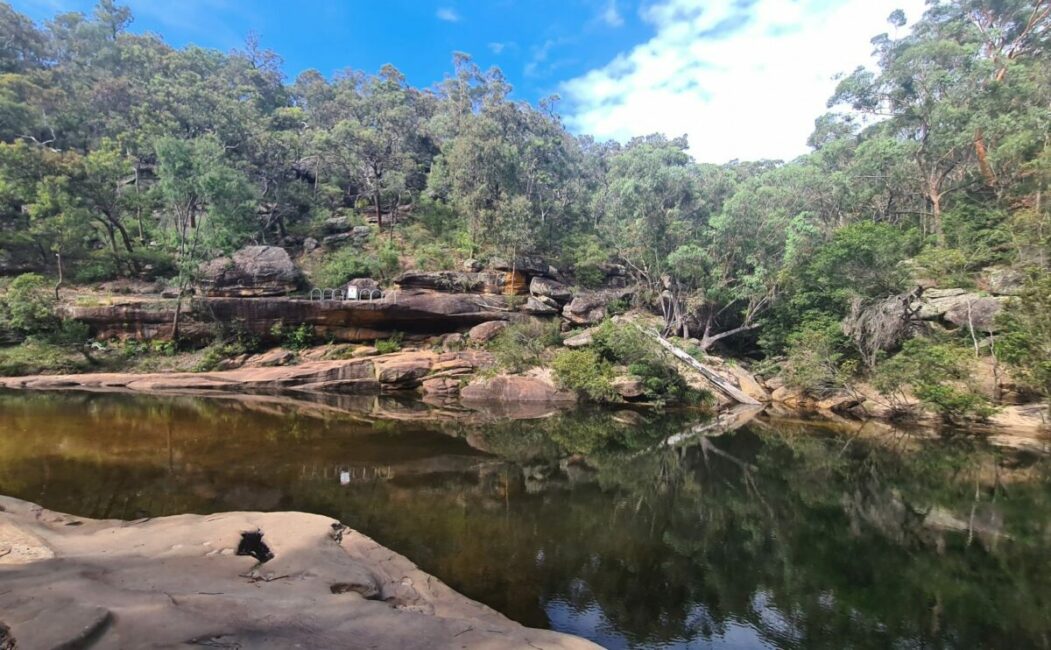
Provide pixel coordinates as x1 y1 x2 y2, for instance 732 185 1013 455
236 530 274 563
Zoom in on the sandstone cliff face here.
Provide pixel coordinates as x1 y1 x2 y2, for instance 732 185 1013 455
67 290 518 343
0 496 598 650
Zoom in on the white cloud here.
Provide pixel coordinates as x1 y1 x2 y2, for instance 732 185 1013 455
436 7 460 22
601 0 624 27
488 41 507 54
562 0 926 163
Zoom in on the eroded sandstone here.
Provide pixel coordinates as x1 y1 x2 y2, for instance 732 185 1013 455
0 496 597 649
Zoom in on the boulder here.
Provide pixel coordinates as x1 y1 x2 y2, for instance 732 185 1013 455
522 296 559 315
463 259 483 272
529 276 572 303
983 267 1025 296
439 332 464 351
243 348 296 368
612 375 645 399
771 385 807 407
563 330 594 348
461 374 576 403
725 365 770 402
943 296 1007 333
197 246 302 297
375 355 432 387
322 232 352 246
321 226 370 248
303 237 320 253
468 320 508 343
489 256 553 277
323 216 352 233
913 288 975 319
421 376 460 398
394 271 526 295
562 290 630 326
815 393 861 411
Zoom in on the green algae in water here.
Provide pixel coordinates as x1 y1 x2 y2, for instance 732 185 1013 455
0 390 1049 649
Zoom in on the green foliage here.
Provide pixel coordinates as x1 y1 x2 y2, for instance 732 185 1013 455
0 339 91 376
194 343 245 372
312 240 401 288
590 322 706 404
269 322 313 351
782 316 857 396
375 332 403 354
564 234 610 288
799 222 910 305
996 275 1051 401
488 320 561 372
194 325 265 371
552 349 615 402
0 273 56 335
874 339 996 422
911 246 973 287
0 0 1047 395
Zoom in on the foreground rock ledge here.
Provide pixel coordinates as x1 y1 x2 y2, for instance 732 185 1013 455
0 496 597 650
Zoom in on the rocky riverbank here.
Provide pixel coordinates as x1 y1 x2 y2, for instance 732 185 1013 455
0 496 596 649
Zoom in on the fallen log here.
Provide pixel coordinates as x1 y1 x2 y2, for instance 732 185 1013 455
640 328 762 406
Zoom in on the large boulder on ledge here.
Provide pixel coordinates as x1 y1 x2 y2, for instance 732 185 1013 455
198 246 302 297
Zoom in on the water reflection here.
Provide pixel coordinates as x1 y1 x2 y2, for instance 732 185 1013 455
0 390 1049 649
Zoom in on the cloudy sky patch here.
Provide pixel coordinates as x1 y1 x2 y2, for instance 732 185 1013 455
562 0 925 163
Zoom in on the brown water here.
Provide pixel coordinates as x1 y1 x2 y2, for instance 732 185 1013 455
1 389 1050 649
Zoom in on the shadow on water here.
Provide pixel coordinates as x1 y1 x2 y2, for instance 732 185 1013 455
0 389 1049 649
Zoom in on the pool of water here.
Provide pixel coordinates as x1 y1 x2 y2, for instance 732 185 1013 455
1 389 1049 648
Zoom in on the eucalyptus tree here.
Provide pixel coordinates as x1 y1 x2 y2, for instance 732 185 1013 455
154 135 255 339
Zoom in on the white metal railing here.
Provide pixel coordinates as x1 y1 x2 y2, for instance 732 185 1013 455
308 287 387 302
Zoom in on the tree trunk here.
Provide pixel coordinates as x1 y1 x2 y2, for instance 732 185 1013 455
699 323 760 351
54 251 63 301
373 184 383 232
641 327 761 406
930 190 946 247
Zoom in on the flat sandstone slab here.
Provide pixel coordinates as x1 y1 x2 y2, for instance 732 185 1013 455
0 496 597 650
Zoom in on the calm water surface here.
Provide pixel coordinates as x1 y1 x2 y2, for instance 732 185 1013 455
1 390 1049 649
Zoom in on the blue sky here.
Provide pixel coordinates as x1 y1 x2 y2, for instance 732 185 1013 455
12 0 926 163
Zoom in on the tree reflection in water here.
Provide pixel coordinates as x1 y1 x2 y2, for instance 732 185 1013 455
0 391 1048 648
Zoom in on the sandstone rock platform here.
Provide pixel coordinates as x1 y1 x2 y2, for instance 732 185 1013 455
0 496 598 649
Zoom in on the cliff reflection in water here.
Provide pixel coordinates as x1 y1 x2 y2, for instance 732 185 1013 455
0 390 1049 649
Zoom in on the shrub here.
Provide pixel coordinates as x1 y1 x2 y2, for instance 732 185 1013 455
874 338 996 422
312 238 401 288
996 274 1051 402
0 339 90 376
782 316 857 396
1 273 56 335
489 320 561 372
271 319 311 349
195 325 265 371
911 246 972 287
590 321 706 404
552 348 615 401
70 254 120 284
375 332 403 354
312 249 382 288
